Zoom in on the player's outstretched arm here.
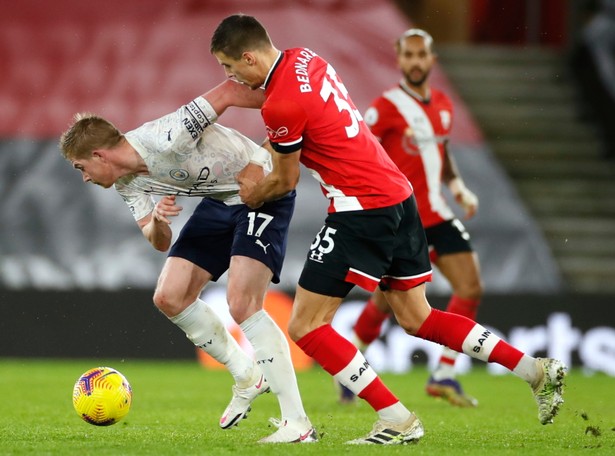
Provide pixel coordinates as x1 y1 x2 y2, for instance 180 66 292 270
202 79 265 116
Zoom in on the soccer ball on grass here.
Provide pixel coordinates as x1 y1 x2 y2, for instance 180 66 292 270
72 366 132 426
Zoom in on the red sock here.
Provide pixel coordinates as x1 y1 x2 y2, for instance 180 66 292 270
297 324 398 410
353 299 390 345
417 309 525 371
446 295 480 321
488 340 524 370
416 309 472 352
439 296 480 366
438 353 457 367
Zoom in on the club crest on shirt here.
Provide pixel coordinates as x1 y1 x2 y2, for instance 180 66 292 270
266 125 289 139
363 107 378 126
440 110 451 130
170 169 189 181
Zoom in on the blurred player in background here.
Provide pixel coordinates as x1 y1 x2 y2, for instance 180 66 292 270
337 28 482 408
59 80 315 444
211 14 566 445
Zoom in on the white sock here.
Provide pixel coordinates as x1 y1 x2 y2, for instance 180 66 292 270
377 402 413 423
432 347 458 381
512 354 539 385
240 310 307 422
170 299 257 388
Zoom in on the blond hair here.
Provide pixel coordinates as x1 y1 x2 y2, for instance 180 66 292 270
59 113 123 160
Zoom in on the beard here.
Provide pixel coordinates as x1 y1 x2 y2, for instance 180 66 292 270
405 68 430 88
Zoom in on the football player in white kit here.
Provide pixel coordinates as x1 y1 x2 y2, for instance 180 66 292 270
59 80 314 443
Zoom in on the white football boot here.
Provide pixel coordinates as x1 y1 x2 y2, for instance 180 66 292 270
219 374 270 429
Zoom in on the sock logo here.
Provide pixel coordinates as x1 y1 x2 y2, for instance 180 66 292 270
349 360 371 382
198 340 213 349
473 330 491 353
257 357 275 365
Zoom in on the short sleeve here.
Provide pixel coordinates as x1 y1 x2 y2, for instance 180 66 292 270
262 99 307 153
114 182 156 221
363 97 394 141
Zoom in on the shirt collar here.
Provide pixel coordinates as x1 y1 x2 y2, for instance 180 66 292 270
263 51 283 89
399 78 431 103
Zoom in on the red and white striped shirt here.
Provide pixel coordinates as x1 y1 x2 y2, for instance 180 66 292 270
262 48 412 213
364 83 455 227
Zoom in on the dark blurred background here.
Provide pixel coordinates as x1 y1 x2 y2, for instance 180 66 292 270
1 0 613 374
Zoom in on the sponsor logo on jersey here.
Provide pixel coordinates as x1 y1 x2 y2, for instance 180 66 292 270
170 169 189 181
401 126 420 155
266 125 289 139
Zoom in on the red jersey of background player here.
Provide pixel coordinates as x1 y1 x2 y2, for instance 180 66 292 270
262 48 412 213
364 81 455 228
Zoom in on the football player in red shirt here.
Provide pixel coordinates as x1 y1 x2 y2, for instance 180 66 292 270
211 14 566 445
338 29 482 408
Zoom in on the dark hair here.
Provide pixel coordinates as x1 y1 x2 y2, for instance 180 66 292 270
395 28 434 54
210 14 272 59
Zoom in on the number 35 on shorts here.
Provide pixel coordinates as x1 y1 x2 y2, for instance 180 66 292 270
309 226 337 263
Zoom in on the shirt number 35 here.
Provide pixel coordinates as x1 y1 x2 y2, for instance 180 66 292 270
320 64 363 139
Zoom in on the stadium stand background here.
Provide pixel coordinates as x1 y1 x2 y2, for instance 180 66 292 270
1 0 613 375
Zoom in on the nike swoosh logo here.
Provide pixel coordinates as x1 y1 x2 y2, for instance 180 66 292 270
299 429 314 441
255 375 264 389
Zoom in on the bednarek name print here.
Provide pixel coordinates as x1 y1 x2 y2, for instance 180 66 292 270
295 48 317 93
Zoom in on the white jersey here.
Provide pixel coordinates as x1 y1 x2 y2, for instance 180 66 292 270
116 97 263 221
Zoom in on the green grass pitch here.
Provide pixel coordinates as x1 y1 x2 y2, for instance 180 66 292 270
0 359 613 455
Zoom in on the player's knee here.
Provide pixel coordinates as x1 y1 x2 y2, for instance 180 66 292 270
152 289 170 313
152 288 184 317
287 317 306 342
471 281 484 300
227 293 262 324
228 304 249 324
396 317 423 336
392 297 432 336
455 280 483 301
